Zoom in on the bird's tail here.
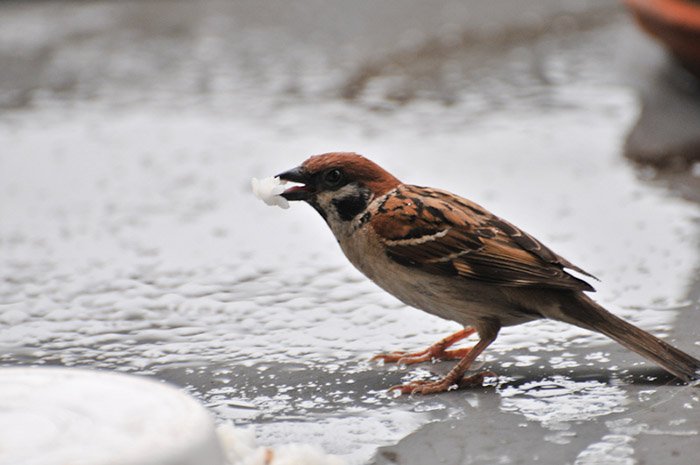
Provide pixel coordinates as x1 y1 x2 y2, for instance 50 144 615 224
557 292 700 382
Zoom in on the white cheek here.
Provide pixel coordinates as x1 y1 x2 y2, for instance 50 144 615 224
315 191 335 214
316 184 367 236
315 184 359 218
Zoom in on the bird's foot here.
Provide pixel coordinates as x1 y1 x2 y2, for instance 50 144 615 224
371 327 475 365
388 370 496 395
372 347 472 365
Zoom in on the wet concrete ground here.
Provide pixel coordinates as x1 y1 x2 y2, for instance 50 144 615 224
1 1 700 464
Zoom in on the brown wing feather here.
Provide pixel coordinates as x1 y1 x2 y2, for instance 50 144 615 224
371 185 596 291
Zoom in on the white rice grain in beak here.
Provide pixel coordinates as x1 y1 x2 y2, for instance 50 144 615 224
251 176 290 209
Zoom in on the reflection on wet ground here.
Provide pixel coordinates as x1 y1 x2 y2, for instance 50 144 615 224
1 1 700 464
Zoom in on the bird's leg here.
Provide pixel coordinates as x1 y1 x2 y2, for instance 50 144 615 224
389 322 500 395
371 327 476 365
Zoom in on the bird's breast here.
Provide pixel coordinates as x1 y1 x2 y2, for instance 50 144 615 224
337 227 471 323
336 225 541 327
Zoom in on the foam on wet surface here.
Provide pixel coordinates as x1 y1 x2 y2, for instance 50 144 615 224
2 94 698 463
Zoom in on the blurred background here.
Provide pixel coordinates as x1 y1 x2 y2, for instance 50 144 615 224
1 0 700 464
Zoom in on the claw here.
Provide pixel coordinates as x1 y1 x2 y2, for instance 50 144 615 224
371 327 476 366
389 370 496 395
380 323 500 395
457 370 496 388
371 350 410 363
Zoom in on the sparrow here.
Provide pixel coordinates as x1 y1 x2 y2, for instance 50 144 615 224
276 152 700 394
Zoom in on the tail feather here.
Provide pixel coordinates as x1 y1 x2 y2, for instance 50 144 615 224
559 293 700 382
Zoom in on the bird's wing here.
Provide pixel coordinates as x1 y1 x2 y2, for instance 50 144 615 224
370 185 596 291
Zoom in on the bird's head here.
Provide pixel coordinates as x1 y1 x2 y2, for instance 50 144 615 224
277 152 401 224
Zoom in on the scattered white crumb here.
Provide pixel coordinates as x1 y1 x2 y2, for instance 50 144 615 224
216 422 345 465
269 444 345 465
251 177 289 209
217 422 258 464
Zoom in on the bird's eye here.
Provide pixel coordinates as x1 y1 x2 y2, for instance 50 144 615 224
323 168 343 186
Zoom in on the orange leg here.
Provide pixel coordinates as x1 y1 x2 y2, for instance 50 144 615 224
371 327 476 365
388 322 500 395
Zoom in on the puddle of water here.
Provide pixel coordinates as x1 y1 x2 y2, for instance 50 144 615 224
500 377 629 438
575 415 700 465
2 87 697 462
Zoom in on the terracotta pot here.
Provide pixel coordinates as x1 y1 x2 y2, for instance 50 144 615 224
624 0 700 77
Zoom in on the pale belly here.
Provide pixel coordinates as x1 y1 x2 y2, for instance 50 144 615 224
337 229 538 328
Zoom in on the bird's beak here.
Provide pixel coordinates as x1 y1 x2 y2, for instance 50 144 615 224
277 165 315 201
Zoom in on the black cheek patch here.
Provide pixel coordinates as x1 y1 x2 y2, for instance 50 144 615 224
332 192 370 222
308 200 328 221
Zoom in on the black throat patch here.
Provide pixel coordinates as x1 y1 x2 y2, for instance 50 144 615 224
331 188 370 222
